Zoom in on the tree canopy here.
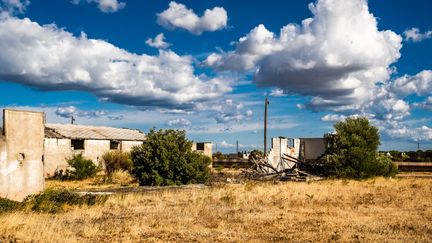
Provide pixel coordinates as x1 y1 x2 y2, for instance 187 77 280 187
324 117 397 178
131 129 211 186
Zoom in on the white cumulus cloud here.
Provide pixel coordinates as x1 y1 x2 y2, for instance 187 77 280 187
205 0 402 111
71 0 125 13
403 27 432 42
146 33 171 49
157 1 227 35
391 70 432 97
167 118 191 127
0 15 231 110
55 106 114 119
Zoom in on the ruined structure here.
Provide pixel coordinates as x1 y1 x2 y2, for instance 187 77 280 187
0 109 45 201
44 124 146 176
267 137 326 171
191 142 212 158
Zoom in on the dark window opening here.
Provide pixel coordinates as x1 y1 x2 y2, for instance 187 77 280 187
288 138 295 148
110 140 120 150
71 139 84 150
196 143 205 151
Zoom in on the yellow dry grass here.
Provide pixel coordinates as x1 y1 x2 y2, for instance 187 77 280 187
1 177 431 242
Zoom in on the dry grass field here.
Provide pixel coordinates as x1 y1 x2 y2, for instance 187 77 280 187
1 177 431 242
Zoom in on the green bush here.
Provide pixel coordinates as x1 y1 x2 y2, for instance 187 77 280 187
23 189 107 213
131 129 211 186
102 151 133 175
0 189 107 214
63 154 100 180
0 197 20 213
324 117 398 178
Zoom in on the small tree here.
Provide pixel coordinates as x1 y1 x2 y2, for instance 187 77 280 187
131 129 211 186
63 154 100 180
324 117 397 178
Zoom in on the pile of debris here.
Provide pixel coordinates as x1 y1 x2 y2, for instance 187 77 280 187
244 154 325 182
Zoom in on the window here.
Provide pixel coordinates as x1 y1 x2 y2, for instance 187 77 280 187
71 139 84 150
288 138 295 148
196 143 205 151
110 140 120 150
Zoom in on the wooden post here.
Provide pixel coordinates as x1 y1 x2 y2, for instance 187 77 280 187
264 97 269 156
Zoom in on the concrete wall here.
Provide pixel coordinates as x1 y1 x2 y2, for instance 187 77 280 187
300 138 326 161
44 138 71 176
267 138 299 171
121 140 143 151
44 139 143 175
192 142 212 168
192 142 213 158
0 110 45 201
80 140 110 166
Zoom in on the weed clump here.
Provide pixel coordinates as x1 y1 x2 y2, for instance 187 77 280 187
109 170 135 186
102 151 133 175
0 197 20 213
0 189 107 214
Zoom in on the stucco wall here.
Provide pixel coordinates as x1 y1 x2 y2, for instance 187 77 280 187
301 138 326 161
121 141 143 151
192 142 213 158
44 138 71 176
0 109 45 201
80 140 110 166
267 138 299 171
43 139 144 176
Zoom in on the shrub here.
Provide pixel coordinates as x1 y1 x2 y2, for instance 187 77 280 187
110 170 134 186
0 197 20 213
1 189 107 214
324 117 398 178
63 154 100 180
131 129 211 186
23 189 107 213
102 151 133 175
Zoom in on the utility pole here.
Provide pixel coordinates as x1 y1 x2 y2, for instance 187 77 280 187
71 116 75 125
417 136 420 151
264 96 269 156
236 140 239 154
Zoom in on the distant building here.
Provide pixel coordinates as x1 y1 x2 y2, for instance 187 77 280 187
192 142 213 167
44 124 146 176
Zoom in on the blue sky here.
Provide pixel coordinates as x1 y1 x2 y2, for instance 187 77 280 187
0 0 431 152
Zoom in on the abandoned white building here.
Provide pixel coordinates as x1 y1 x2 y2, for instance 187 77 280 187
44 124 147 176
44 126 213 176
267 137 326 171
0 109 45 201
1 108 214 200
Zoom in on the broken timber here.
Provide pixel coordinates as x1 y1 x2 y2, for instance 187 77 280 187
243 153 324 182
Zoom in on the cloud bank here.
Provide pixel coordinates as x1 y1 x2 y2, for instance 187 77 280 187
205 0 402 111
0 15 230 109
